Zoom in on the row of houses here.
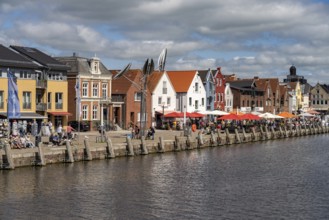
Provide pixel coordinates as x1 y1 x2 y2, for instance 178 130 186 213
0 44 328 131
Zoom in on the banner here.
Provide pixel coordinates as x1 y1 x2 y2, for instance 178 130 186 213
75 80 82 117
7 69 21 119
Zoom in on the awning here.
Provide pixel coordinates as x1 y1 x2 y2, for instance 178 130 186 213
0 112 47 119
48 112 72 116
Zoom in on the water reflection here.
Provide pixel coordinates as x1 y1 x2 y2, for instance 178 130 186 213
1 135 329 219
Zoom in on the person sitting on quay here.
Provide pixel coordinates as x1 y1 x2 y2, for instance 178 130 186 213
147 126 155 140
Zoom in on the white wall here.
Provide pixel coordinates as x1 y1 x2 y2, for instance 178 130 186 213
186 74 206 112
225 83 233 112
151 73 176 116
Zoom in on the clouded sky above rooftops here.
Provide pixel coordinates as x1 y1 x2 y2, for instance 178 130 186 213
1 0 329 85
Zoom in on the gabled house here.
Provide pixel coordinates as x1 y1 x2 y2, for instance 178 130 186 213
111 69 152 129
213 67 226 110
254 78 275 113
167 70 206 113
11 45 70 128
287 81 302 113
198 69 216 111
56 54 112 131
0 44 47 126
228 79 264 113
279 84 289 113
148 71 176 128
310 83 329 113
224 83 234 112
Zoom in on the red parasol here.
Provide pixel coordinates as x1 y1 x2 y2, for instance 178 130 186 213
218 113 241 120
186 112 204 118
164 112 184 118
240 113 261 120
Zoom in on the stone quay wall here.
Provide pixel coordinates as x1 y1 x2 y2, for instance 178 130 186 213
1 124 328 170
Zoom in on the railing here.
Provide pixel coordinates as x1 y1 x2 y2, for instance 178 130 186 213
111 96 124 102
55 103 63 109
36 80 47 88
36 103 47 111
23 102 31 109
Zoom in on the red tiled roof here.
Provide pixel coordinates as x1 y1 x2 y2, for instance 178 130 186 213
166 70 196 92
111 69 141 94
147 71 164 93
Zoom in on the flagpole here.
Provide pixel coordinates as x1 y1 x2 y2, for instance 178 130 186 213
76 75 81 143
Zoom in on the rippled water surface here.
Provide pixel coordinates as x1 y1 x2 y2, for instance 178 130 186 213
1 135 329 219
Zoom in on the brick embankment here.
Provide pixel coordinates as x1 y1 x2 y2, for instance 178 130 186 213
1 125 328 169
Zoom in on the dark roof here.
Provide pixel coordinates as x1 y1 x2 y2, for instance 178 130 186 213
198 70 208 82
55 55 111 76
0 44 38 69
320 84 329 94
228 79 262 92
10 45 70 71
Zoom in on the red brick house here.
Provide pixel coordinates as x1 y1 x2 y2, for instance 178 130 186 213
213 67 226 110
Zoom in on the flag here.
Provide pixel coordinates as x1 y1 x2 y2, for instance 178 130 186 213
75 80 82 117
7 69 21 119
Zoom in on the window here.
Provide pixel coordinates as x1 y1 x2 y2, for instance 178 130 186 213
23 91 31 109
82 82 88 97
202 98 204 106
19 70 32 79
162 81 167 94
47 92 51 109
158 97 162 105
55 92 63 109
92 83 99 97
82 105 88 120
189 97 192 106
48 73 63 80
102 83 108 99
167 97 171 106
134 92 141 101
219 79 222 86
195 82 199 92
92 105 98 120
0 91 3 109
195 100 199 109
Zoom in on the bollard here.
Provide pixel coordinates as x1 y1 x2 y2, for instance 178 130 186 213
84 138 93 161
225 128 232 144
140 136 148 155
234 128 241 143
197 132 204 148
37 142 46 166
186 135 192 149
210 132 217 146
174 136 181 151
106 138 115 158
158 136 165 153
126 136 134 156
217 129 223 145
260 126 265 140
4 143 15 169
264 126 270 139
251 127 257 141
65 140 74 163
242 127 247 142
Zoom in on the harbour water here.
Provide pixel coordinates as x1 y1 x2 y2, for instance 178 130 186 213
1 135 329 219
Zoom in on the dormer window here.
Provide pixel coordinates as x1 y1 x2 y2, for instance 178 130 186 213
91 56 100 74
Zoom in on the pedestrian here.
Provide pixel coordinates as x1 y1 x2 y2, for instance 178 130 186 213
56 124 63 138
66 123 75 139
134 125 140 139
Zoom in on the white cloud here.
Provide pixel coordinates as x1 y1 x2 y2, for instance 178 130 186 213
0 0 329 84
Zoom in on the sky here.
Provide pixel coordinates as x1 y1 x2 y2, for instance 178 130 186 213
1 0 329 85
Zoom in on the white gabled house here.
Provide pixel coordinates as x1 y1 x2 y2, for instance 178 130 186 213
167 70 206 113
224 83 234 112
148 71 176 127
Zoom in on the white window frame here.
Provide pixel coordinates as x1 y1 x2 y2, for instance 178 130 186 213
92 105 98 120
82 82 88 97
134 92 141 101
102 83 108 99
92 82 99 97
82 105 88 120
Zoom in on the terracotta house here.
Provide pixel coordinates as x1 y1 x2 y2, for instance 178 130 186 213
213 67 226 110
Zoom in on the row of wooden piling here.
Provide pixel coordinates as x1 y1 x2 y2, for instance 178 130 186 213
0 124 328 169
